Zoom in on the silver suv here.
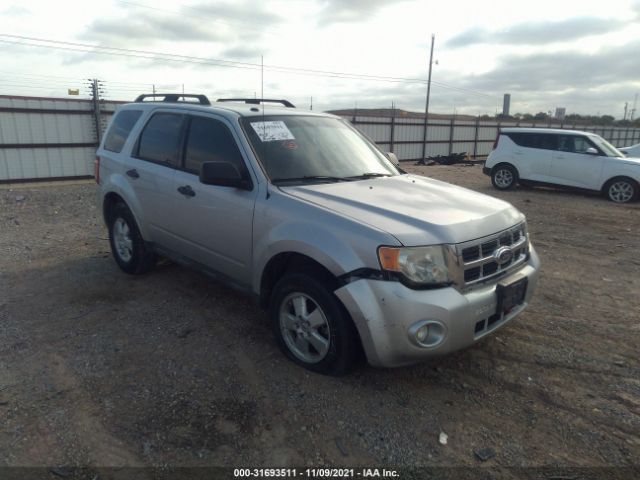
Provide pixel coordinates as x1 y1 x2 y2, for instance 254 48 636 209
96 94 540 375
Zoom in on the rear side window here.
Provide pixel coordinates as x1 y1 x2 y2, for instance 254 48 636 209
184 116 246 174
137 113 185 166
506 132 556 150
103 110 142 153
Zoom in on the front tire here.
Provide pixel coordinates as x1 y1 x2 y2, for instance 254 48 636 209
604 177 638 203
491 164 518 190
269 272 359 375
108 203 156 274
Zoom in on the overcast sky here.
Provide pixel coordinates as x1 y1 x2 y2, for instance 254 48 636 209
1 0 639 117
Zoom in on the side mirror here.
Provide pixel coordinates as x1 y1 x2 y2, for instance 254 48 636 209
200 161 250 189
386 152 400 166
585 147 599 155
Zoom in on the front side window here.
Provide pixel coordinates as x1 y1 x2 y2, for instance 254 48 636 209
241 115 398 183
184 116 246 175
572 137 592 154
104 109 142 153
137 113 185 166
557 135 597 154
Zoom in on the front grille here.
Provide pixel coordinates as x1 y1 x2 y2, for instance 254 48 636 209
456 223 528 286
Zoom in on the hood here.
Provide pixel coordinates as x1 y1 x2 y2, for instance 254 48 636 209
279 174 524 246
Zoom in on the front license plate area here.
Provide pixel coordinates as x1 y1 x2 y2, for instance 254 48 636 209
496 274 528 314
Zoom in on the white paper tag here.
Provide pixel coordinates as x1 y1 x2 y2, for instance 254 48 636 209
251 121 295 142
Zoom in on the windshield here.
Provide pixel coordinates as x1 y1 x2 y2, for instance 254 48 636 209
590 135 625 158
241 115 399 183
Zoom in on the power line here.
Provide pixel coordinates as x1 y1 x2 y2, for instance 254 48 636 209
0 33 494 99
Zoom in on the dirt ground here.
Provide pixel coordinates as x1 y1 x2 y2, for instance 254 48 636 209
0 166 639 476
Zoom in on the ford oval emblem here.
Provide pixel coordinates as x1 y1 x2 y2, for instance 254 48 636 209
493 246 514 265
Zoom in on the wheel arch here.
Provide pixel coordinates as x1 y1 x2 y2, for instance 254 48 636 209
103 191 126 224
262 251 366 371
491 161 519 177
601 175 639 193
259 252 338 309
601 175 639 202
100 174 148 239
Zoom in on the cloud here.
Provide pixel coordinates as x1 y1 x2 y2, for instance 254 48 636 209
319 38 640 116
185 1 282 29
80 12 226 45
1 5 30 16
316 0 411 26
447 17 626 47
78 2 278 56
456 40 640 92
221 46 264 60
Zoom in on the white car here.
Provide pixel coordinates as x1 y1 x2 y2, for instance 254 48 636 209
484 128 640 203
620 142 640 158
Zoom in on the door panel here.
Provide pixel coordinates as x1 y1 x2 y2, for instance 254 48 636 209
549 135 604 189
505 132 554 182
167 114 257 285
171 170 257 284
125 157 176 245
125 112 185 247
517 148 552 182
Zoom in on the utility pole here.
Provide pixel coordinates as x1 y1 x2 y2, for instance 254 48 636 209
623 102 628 121
421 34 435 161
310 96 313 111
631 93 638 121
87 78 103 145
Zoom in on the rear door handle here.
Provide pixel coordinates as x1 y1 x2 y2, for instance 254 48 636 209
177 185 196 197
126 169 140 179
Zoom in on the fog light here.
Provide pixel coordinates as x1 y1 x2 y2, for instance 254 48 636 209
416 325 429 343
408 320 446 348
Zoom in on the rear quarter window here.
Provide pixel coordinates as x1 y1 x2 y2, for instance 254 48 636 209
103 110 142 153
506 132 556 150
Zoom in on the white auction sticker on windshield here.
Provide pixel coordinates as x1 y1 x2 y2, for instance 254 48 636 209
251 121 295 142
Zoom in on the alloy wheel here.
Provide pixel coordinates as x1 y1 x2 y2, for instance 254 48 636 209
279 292 331 364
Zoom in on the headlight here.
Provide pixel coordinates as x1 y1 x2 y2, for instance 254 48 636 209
378 245 451 287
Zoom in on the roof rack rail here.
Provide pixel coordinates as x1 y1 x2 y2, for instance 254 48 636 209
216 98 296 108
134 93 211 105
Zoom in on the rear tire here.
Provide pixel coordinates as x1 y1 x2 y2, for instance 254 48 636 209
269 272 359 375
604 177 638 203
108 203 156 274
491 164 518 190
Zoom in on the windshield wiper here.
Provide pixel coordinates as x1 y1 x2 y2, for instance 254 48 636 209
345 172 393 180
271 175 351 185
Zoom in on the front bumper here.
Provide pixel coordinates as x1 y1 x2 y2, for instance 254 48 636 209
334 247 540 367
482 166 491 176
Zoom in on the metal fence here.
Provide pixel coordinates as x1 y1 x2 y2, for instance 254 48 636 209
2 94 640 182
340 115 640 162
0 95 121 182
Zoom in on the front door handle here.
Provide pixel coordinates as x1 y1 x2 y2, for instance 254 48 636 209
126 169 140 179
177 185 196 197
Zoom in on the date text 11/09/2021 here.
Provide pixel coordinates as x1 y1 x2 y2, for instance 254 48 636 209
233 468 400 478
